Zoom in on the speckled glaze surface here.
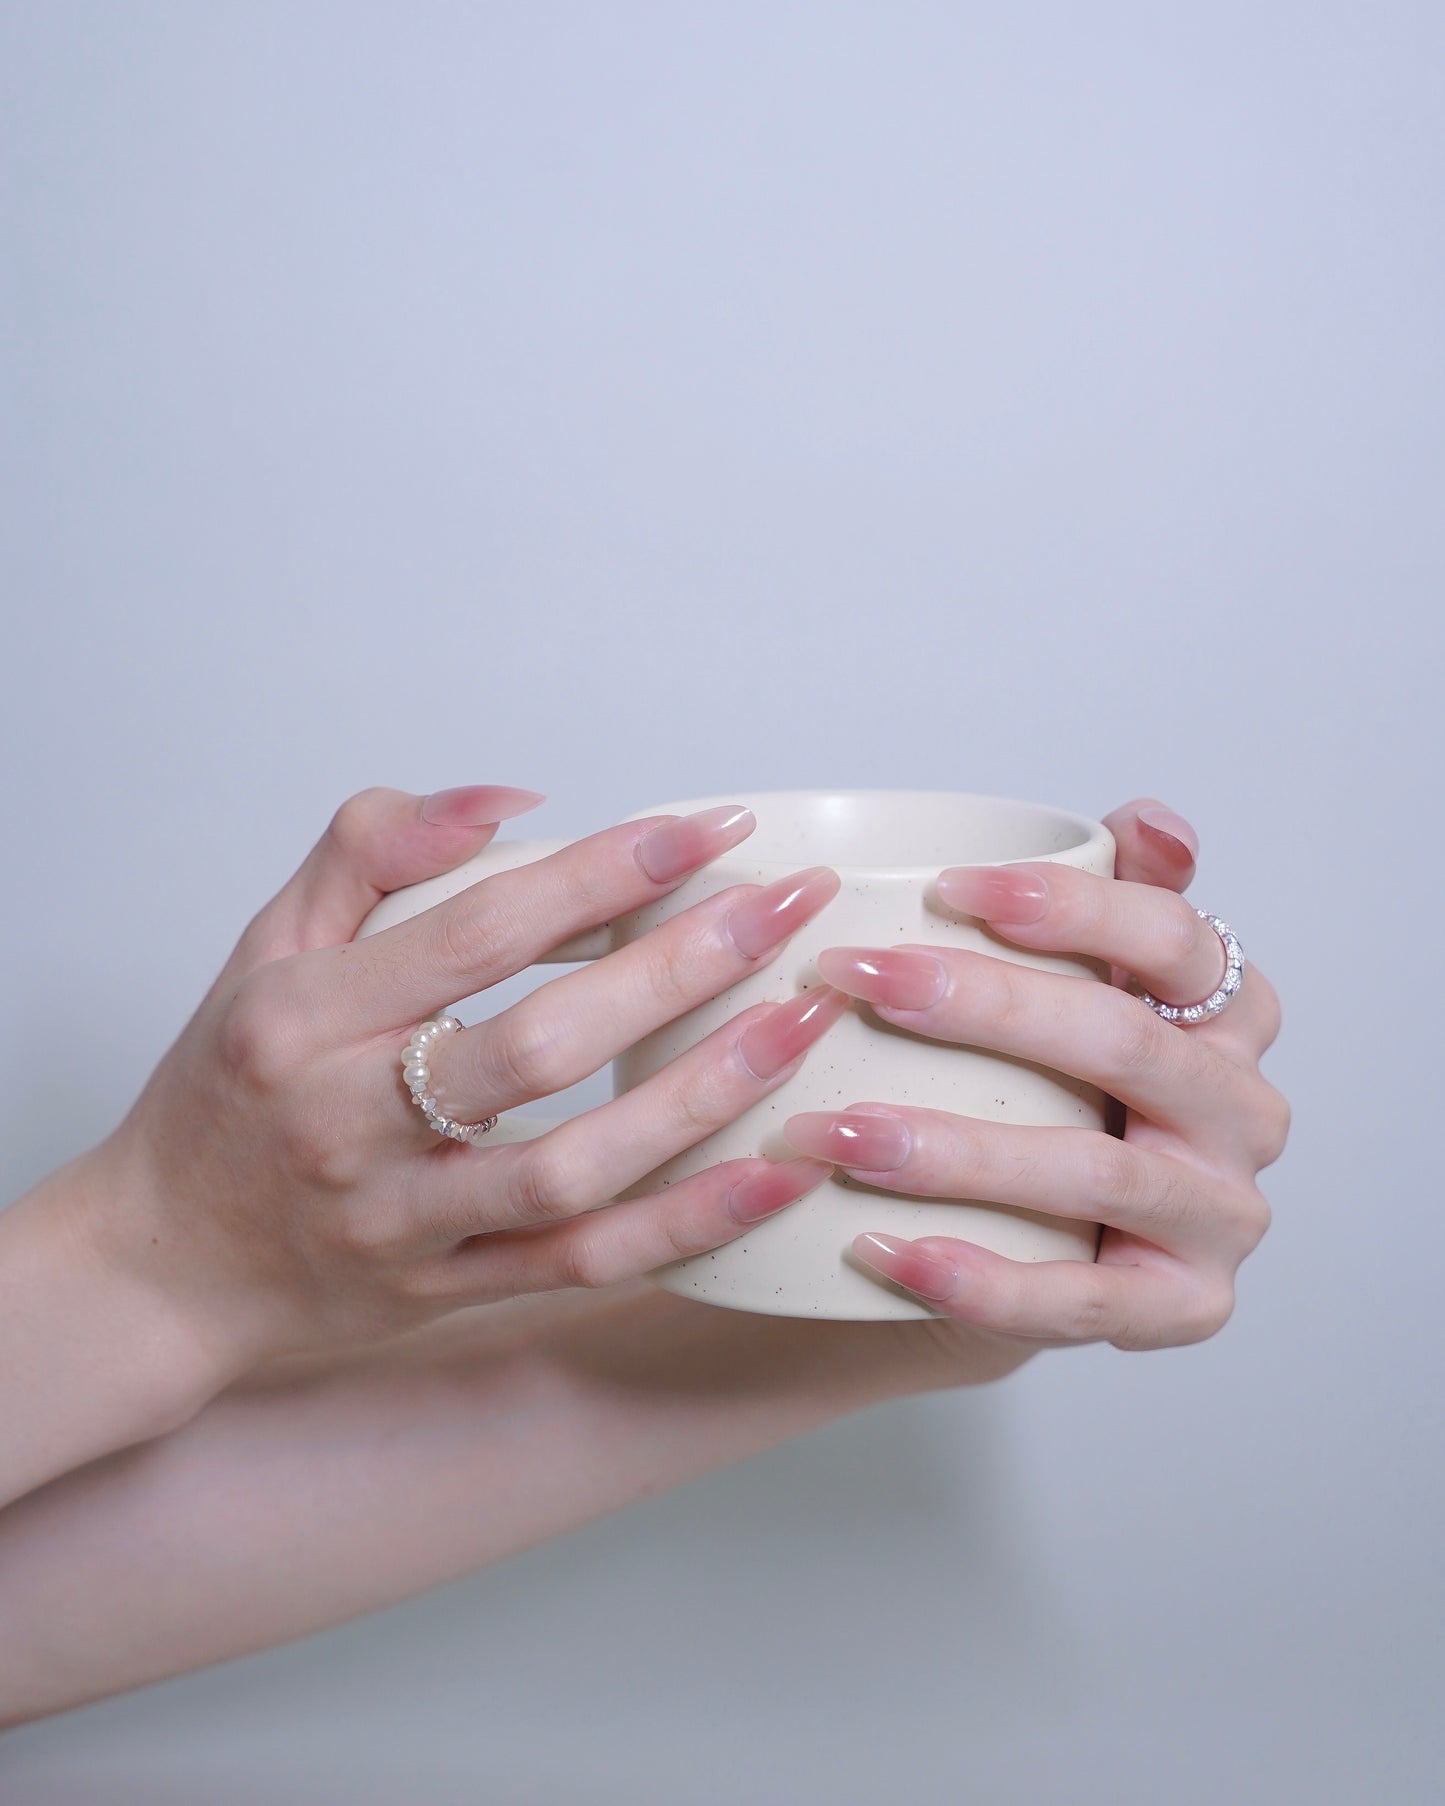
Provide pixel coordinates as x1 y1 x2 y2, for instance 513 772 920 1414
356 790 1117 1322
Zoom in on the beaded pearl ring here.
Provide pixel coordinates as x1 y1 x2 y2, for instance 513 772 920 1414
399 1015 499 1143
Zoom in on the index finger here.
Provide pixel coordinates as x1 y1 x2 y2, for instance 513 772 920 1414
1102 798 1199 892
314 804 757 1038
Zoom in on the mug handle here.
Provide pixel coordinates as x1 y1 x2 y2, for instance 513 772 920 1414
352 838 619 963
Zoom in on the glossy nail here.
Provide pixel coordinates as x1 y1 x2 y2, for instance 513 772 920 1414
420 785 547 827
815 946 947 1010
635 805 756 884
726 1157 834 1224
737 986 849 1082
852 1232 958 1303
784 1109 912 1171
936 865 1050 924
1137 804 1200 861
725 866 841 959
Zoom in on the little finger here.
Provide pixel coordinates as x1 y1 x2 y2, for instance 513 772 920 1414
849 1232 1233 1351
424 1157 833 1303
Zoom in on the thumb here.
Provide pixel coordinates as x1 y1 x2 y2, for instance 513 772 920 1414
231 784 547 975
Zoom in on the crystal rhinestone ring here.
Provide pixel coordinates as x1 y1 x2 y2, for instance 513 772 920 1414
400 1016 499 1143
1136 909 1244 1025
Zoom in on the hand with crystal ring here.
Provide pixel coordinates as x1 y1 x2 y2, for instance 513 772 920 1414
784 800 1289 1375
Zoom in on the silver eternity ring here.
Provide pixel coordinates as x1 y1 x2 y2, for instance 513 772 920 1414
1136 910 1244 1025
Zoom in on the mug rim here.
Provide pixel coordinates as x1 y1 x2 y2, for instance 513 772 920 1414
623 787 1111 875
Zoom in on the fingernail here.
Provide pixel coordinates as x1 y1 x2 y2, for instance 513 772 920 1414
936 865 1050 924
421 785 547 827
815 946 947 1010
784 1109 912 1170
737 986 849 1082
852 1232 958 1303
726 1157 834 1224
635 805 756 885
1137 804 1200 861
725 866 841 959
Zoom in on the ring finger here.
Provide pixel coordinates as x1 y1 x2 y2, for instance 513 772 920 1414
781 1103 1255 1259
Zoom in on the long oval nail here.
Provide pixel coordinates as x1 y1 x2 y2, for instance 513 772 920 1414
1136 804 1200 861
421 785 547 827
737 986 849 1082
725 866 841 959
784 1109 912 1170
635 805 756 884
726 1157 834 1224
936 865 1050 924
815 946 947 1010
852 1232 958 1303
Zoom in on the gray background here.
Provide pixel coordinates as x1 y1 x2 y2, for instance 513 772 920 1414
1 3 1440 1801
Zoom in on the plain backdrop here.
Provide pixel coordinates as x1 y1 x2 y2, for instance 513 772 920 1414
1 3 1441 1802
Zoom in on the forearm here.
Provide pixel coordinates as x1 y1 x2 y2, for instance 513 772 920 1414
0 1277 935 1725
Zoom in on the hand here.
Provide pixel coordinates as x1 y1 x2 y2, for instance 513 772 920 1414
77 785 847 1378
781 798 1288 1382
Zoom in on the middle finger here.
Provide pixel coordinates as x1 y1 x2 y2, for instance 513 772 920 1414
424 866 841 1123
417 988 850 1240
928 861 1277 1060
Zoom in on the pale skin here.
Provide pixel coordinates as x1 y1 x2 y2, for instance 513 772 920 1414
0 787 1288 1725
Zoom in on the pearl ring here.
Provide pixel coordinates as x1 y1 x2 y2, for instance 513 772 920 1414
399 1015 499 1143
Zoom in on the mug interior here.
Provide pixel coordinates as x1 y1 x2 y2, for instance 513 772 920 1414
626 789 1100 871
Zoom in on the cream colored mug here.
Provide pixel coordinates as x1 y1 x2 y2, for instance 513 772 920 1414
356 789 1117 1321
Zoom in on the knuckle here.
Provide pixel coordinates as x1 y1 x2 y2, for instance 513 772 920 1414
1080 1132 1143 1211
673 1064 738 1140
1186 1278 1236 1344
306 1132 366 1195
489 1003 570 1099
1249 1080 1293 1168
1083 1136 1197 1240
546 834 630 921
1061 1270 1116 1342
215 968 303 1093
324 787 392 859
971 956 1033 1040
1111 993 1170 1075
552 1223 619 1290
433 894 509 981
1237 1182 1274 1253
644 923 715 1015
654 1189 711 1263
509 1141 594 1225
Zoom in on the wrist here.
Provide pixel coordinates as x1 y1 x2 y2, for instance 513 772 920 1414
0 1142 259 1503
71 1129 277 1397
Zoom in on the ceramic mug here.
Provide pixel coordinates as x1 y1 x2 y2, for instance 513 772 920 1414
355 789 1117 1321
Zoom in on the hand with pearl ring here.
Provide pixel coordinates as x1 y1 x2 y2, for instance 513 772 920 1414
0 782 855 1511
